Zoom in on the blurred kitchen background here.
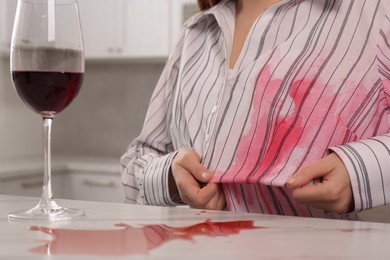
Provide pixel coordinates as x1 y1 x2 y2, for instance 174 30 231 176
0 0 198 202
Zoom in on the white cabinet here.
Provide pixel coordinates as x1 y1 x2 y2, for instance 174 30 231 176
77 0 125 59
0 175 44 197
78 0 171 60
0 171 123 203
0 174 67 198
0 158 123 203
64 172 123 203
123 0 170 59
77 0 198 60
0 0 199 60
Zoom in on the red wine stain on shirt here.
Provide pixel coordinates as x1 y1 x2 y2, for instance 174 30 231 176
29 220 266 256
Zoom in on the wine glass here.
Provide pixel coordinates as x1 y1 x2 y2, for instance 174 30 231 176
8 0 85 221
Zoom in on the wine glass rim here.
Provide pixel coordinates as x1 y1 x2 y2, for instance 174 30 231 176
22 0 79 6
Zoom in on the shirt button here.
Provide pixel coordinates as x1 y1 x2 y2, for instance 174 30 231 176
211 105 217 114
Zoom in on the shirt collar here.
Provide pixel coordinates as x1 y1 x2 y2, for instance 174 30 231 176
184 0 301 29
184 0 234 28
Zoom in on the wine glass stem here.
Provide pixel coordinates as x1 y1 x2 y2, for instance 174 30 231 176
41 117 54 206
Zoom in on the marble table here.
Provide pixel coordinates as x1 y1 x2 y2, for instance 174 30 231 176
1 195 389 259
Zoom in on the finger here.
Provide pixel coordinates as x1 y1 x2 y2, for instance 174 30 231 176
174 165 203 197
291 175 353 213
198 183 220 202
291 181 329 202
186 183 219 208
186 183 222 209
204 195 226 210
292 188 351 214
173 149 212 182
285 155 336 188
294 199 331 212
204 184 226 210
173 166 217 207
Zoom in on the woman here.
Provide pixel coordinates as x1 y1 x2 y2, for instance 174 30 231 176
121 0 390 219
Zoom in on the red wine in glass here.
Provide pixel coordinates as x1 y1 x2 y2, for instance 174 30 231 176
11 46 84 115
12 71 83 114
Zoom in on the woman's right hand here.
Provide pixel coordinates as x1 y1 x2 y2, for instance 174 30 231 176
170 148 226 210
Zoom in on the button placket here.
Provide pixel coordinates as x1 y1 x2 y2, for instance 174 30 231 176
202 80 226 151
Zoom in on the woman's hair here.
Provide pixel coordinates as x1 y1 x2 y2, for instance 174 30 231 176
197 0 221 10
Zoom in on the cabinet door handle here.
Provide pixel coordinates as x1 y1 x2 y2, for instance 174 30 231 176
21 180 43 189
82 179 115 187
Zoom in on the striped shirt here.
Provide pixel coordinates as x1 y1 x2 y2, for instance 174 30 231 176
121 0 390 219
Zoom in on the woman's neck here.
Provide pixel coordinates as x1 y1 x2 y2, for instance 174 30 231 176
229 0 282 69
236 0 281 15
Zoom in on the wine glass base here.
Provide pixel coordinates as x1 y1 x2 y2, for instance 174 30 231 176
8 204 85 221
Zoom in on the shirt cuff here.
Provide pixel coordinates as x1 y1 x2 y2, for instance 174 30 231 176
330 134 390 212
140 151 181 207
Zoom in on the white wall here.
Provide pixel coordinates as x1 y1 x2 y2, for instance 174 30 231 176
0 58 164 162
52 61 163 159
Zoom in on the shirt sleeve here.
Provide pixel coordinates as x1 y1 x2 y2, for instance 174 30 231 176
329 5 390 212
330 135 390 212
120 34 184 207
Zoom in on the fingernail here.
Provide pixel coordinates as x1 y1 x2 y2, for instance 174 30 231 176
285 177 296 185
202 172 212 180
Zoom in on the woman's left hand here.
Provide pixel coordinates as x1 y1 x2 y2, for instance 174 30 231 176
285 153 353 214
